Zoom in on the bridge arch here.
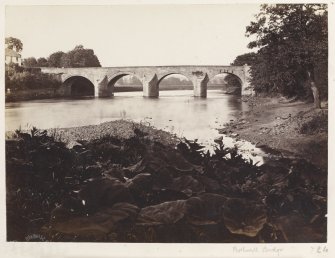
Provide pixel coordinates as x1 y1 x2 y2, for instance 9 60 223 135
157 73 194 91
208 72 243 95
107 72 143 96
63 75 95 97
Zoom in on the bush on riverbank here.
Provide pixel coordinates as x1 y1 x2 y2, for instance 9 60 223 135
5 63 61 101
6 126 327 242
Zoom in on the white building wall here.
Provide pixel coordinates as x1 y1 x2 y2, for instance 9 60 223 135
5 55 22 66
5 56 12 64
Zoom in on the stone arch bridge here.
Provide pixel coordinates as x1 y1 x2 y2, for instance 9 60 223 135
40 65 253 98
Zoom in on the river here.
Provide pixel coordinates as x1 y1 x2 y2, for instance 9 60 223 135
5 89 265 163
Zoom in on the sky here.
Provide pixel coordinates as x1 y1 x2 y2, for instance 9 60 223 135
5 4 260 67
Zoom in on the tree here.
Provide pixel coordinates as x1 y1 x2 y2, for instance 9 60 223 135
23 57 38 68
48 51 65 67
5 37 23 52
246 4 327 107
59 53 72 68
37 57 49 67
230 52 257 66
59 45 101 68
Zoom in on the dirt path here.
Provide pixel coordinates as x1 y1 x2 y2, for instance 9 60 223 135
220 97 328 170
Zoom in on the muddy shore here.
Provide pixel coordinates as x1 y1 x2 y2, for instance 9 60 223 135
218 97 328 170
47 120 179 147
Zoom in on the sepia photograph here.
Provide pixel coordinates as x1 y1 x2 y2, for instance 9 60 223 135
1 0 333 256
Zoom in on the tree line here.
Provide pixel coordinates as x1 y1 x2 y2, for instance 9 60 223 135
23 45 101 68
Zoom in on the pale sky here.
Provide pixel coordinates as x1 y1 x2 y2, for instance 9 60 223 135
5 4 260 66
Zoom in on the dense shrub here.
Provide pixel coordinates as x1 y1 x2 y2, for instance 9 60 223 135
5 64 60 91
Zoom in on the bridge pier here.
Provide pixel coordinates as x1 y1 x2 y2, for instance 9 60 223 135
143 74 159 98
192 73 209 98
97 76 113 97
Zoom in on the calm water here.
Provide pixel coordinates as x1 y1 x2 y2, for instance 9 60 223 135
5 89 265 163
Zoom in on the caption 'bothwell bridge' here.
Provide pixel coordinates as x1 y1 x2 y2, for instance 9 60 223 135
40 65 253 98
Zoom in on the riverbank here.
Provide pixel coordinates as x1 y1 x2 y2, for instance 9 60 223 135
5 88 64 102
219 96 328 170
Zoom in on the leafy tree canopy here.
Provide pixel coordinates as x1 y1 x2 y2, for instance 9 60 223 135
37 57 49 67
23 57 38 68
48 45 101 68
230 52 257 66
245 4 327 100
5 37 23 52
48 51 65 67
23 57 49 68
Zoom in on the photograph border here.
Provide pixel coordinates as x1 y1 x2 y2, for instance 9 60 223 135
1 0 334 257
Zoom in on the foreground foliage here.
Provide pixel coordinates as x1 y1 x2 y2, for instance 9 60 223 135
6 128 327 242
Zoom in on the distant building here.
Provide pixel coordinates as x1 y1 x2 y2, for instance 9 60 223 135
5 48 22 66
